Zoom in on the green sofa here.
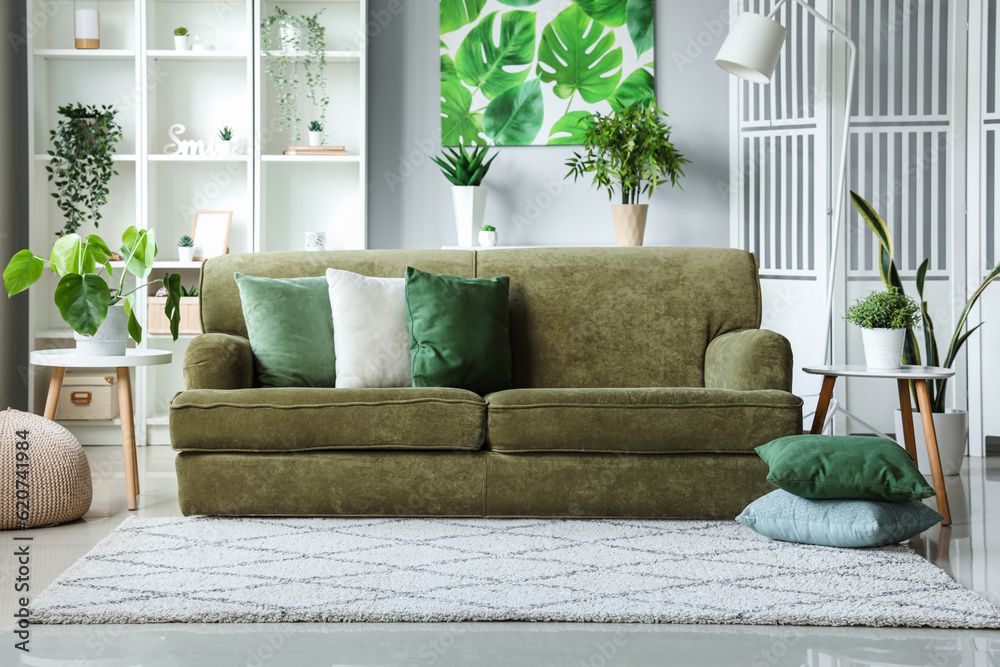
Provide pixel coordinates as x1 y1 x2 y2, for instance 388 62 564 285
170 247 802 518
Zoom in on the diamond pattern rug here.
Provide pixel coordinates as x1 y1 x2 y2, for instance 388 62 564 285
30 516 1000 627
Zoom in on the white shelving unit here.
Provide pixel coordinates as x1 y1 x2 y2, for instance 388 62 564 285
25 0 368 446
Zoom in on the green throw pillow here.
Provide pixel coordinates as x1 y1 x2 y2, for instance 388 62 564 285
737 490 943 548
404 266 512 395
235 273 336 388
756 435 936 502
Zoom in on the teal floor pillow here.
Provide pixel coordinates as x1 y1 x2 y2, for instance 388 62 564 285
404 267 512 395
737 489 943 548
756 435 936 502
235 273 336 387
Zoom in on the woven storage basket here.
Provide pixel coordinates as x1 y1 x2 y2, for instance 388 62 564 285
1 408 92 529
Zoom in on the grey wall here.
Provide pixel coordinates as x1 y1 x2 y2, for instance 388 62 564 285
0 1 28 411
367 0 733 250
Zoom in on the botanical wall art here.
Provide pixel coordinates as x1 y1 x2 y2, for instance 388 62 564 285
440 0 655 146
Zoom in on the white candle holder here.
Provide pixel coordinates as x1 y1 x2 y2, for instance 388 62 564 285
74 1 101 50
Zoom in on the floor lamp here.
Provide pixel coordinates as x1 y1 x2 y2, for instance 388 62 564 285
716 1 865 434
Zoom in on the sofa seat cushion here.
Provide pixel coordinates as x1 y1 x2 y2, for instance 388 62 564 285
485 388 803 454
171 388 486 453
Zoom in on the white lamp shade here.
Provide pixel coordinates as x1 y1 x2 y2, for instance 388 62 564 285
715 12 787 84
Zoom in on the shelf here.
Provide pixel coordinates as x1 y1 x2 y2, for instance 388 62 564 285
34 49 136 61
153 261 205 269
262 50 361 63
35 154 137 162
148 154 248 162
261 154 360 163
147 50 249 61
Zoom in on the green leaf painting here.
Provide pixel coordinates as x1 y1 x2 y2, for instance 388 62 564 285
441 0 655 146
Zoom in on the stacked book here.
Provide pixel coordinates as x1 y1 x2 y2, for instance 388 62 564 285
282 145 349 156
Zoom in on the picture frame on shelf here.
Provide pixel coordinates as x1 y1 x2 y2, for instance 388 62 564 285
192 210 232 260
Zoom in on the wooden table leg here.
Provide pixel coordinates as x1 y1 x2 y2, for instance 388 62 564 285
43 367 66 421
117 367 138 511
810 375 837 434
896 379 919 464
915 380 951 526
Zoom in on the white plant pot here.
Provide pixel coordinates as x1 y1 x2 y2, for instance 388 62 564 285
452 186 488 248
74 305 128 357
279 23 308 52
178 247 195 263
217 140 232 157
174 35 189 51
893 409 968 476
861 328 906 370
308 131 323 147
478 230 498 248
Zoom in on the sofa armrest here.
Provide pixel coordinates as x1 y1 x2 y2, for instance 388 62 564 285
705 329 793 393
183 334 255 390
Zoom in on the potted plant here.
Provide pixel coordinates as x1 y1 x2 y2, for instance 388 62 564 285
565 104 690 246
852 192 1000 474
308 120 323 147
479 225 497 248
178 235 195 263
174 27 189 51
844 287 921 370
432 145 498 248
3 228 183 356
48 103 123 237
261 7 328 145
217 126 234 156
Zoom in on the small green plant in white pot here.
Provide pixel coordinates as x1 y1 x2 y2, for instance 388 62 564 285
178 235 195 263
217 126 233 156
308 120 323 147
174 27 189 50
479 225 497 248
844 287 921 370
432 145 497 248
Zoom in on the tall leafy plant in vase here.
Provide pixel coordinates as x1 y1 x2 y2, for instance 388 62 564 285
48 103 123 237
852 191 1000 474
261 7 328 145
565 104 689 246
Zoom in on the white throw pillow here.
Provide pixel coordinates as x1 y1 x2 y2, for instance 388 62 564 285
326 268 412 388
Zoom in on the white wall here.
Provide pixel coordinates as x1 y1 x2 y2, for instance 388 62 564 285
0 1 28 411
366 0 734 250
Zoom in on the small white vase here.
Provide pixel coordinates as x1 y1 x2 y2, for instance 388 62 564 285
178 247 195 263
308 131 323 147
893 409 968 476
174 35 189 51
861 328 905 370
217 140 232 157
452 186 488 248
279 23 307 52
478 230 498 248
74 305 128 357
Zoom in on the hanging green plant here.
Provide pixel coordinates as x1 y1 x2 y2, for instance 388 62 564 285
47 103 123 237
260 7 329 145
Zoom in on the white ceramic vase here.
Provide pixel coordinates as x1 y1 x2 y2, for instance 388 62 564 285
178 247 195 263
280 23 307 51
479 230 498 248
893 408 968 476
174 35 189 51
217 140 232 157
611 204 649 246
452 186 488 248
308 131 323 147
74 305 128 357
861 328 905 370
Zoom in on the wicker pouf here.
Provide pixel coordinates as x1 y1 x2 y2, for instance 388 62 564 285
1 408 92 529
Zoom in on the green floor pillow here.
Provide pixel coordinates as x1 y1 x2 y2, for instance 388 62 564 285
756 435 935 502
737 489 943 548
235 273 336 387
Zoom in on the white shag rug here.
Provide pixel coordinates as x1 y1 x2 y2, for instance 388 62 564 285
31 516 1000 628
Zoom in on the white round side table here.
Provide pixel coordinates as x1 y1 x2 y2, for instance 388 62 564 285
30 349 172 511
803 364 956 525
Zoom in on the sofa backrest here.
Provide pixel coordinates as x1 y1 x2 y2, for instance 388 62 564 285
475 247 762 389
201 247 761 389
200 250 476 338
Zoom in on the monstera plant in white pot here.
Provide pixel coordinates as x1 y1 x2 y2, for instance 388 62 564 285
853 192 1000 475
433 145 498 248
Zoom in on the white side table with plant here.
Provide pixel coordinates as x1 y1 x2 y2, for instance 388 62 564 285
565 104 690 247
174 27 189 51
433 145 497 248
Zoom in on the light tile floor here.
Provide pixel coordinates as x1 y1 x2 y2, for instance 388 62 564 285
2 446 998 666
